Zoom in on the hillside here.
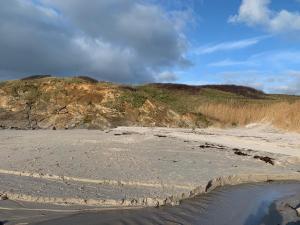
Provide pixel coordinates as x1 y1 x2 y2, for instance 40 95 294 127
0 76 300 131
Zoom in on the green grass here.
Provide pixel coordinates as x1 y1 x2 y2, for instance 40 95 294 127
83 114 93 124
0 81 7 88
135 85 261 114
137 85 194 113
117 90 147 108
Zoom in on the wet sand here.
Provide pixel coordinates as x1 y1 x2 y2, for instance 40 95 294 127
1 181 299 225
0 125 300 207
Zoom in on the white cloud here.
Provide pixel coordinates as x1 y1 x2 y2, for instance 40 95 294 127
229 0 271 26
212 70 265 89
196 36 266 54
229 0 300 33
207 51 300 94
155 71 178 82
269 10 300 33
285 70 300 78
266 70 300 94
0 0 191 83
209 70 300 95
208 59 255 67
208 50 300 68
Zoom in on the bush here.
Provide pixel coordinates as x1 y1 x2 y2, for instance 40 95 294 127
76 76 98 83
21 75 52 80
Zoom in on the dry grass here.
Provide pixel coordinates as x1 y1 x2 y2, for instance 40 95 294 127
198 101 300 131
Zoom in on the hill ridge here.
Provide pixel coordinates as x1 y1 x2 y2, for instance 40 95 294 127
0 76 299 131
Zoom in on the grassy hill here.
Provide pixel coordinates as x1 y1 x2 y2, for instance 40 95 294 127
0 76 300 131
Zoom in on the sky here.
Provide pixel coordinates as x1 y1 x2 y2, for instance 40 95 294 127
0 0 300 94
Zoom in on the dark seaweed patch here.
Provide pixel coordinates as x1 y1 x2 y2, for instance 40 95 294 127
154 134 167 138
114 132 137 136
233 149 250 156
253 155 274 165
199 143 226 150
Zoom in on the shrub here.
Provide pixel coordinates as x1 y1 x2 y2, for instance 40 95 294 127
21 75 52 80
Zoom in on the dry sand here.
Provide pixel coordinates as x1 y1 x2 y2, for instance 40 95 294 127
0 124 299 207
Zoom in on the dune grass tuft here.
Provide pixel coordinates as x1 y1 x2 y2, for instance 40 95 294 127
198 101 300 131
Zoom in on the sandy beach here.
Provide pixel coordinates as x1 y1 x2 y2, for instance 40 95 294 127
0 125 299 209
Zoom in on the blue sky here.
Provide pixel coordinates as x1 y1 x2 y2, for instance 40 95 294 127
170 0 300 94
0 0 300 94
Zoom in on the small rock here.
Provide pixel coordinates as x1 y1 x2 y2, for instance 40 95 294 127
121 198 126 205
130 199 138 205
79 186 84 191
0 194 8 200
164 196 177 206
144 198 154 206
296 207 300 217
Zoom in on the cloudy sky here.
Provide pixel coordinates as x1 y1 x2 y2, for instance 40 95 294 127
0 0 300 94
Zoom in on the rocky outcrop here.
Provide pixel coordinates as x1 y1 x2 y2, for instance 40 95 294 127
0 77 211 129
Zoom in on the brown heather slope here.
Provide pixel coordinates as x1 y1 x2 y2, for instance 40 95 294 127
0 76 300 131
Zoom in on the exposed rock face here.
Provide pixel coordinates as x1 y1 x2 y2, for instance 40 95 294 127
0 77 210 129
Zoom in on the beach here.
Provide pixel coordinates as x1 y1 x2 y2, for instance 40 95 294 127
0 125 299 208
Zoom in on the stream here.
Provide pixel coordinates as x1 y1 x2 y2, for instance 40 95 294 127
34 181 300 225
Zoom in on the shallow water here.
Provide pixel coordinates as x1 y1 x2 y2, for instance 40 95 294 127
36 181 300 225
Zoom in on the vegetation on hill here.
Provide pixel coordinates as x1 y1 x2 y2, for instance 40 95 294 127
0 76 299 131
